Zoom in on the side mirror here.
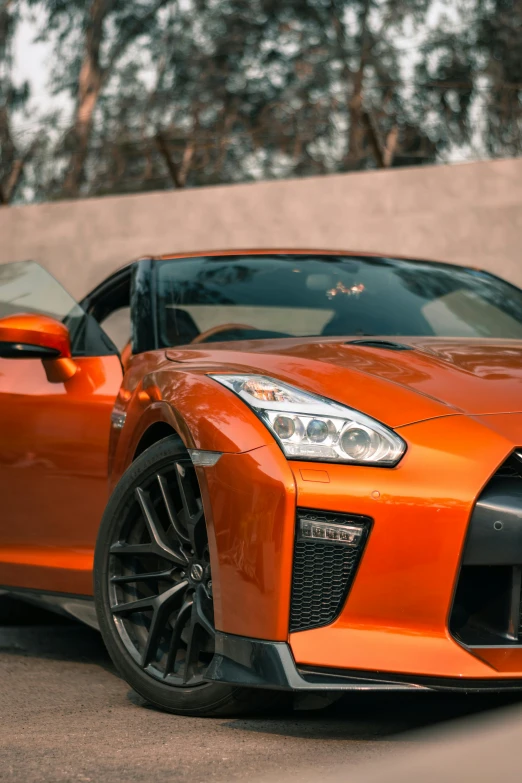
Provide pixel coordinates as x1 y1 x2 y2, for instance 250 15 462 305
0 313 72 359
0 313 77 382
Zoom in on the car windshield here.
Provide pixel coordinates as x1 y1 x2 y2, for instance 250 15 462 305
155 254 522 346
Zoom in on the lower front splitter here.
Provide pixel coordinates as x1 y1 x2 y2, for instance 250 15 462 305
205 631 522 692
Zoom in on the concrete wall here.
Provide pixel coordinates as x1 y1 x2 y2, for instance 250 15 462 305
1 157 521 299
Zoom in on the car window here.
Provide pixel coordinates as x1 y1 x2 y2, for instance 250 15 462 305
0 261 117 357
176 305 334 336
422 290 522 338
0 260 81 320
99 306 131 352
155 254 522 346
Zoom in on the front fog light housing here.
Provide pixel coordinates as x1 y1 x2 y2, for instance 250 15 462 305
209 374 406 466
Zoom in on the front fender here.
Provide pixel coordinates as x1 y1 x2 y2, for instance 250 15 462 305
110 362 275 486
108 360 297 640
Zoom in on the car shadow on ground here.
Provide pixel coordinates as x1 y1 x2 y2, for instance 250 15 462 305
222 690 522 740
0 596 116 673
2 596 522 740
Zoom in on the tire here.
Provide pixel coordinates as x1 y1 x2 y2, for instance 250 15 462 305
94 436 288 716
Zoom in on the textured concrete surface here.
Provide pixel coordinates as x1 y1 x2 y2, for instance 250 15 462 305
270 703 522 783
1 158 522 299
1 605 521 783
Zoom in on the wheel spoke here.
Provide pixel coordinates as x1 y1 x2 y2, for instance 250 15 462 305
192 584 215 638
183 621 205 685
182 587 215 684
163 598 192 679
175 462 203 551
175 462 201 520
157 474 190 544
111 594 156 615
141 581 189 668
110 567 174 585
135 487 188 566
110 542 155 557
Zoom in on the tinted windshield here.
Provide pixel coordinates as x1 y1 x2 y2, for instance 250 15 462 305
155 254 522 346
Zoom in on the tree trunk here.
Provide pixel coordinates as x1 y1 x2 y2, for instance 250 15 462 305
345 0 372 168
61 0 173 198
382 125 399 167
62 0 108 198
0 157 24 204
155 130 194 189
361 110 398 168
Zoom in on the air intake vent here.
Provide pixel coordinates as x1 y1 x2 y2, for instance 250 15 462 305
494 451 522 479
289 510 371 633
450 449 522 647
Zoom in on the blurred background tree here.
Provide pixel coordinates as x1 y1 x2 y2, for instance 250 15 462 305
0 0 38 203
1 0 521 203
476 0 522 158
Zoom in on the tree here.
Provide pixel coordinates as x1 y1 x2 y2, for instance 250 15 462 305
410 0 522 162
15 0 522 203
28 0 176 198
0 0 36 205
80 0 440 198
475 0 522 157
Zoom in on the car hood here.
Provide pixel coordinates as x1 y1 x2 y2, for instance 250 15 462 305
166 337 522 429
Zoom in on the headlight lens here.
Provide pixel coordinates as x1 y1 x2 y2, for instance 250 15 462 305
209 374 406 466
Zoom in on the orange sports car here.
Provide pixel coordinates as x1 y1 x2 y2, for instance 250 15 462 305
2 250 522 716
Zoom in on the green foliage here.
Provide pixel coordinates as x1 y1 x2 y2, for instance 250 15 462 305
2 0 522 203
0 0 36 203
476 0 522 156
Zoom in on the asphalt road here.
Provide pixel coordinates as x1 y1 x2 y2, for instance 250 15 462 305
0 600 520 783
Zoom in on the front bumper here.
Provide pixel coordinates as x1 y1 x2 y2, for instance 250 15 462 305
206 632 522 692
200 412 522 684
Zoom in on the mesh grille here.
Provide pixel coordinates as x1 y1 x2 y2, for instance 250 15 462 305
289 511 370 633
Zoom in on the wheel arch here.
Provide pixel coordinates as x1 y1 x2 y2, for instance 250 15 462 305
109 398 194 490
133 421 183 460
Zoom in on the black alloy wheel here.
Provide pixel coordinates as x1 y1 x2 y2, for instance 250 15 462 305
94 436 286 716
109 457 215 685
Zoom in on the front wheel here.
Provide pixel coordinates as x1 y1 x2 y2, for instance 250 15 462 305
94 436 284 716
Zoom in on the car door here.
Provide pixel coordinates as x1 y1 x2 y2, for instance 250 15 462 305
0 261 123 595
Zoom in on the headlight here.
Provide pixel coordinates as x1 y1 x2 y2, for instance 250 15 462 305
209 374 406 466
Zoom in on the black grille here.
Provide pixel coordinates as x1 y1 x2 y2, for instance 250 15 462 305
289 510 371 633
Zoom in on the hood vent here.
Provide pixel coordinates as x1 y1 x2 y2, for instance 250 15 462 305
346 339 414 352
